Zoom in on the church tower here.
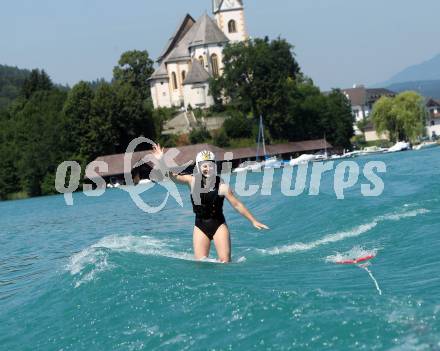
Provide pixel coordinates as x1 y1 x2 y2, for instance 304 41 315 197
212 0 248 43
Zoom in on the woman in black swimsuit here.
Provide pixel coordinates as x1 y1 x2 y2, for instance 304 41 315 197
152 145 269 263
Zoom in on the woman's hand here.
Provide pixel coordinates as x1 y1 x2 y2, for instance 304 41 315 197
149 143 167 182
252 220 269 230
152 143 164 160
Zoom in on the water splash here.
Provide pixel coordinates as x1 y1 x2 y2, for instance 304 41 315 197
326 246 382 295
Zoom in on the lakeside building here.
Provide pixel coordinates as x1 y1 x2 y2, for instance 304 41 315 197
149 0 248 110
426 98 440 138
86 139 333 186
342 86 395 136
362 122 389 142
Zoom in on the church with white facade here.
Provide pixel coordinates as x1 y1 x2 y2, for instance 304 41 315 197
149 0 248 110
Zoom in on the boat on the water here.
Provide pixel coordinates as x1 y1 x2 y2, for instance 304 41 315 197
414 141 438 150
387 141 411 153
358 145 388 155
263 156 282 169
233 155 282 173
233 162 262 173
289 154 318 166
331 150 362 159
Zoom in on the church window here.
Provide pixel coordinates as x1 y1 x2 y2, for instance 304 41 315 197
172 72 178 90
199 56 205 67
181 70 186 82
228 20 237 33
211 54 219 77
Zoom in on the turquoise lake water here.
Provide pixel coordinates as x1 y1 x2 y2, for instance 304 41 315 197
1 148 440 350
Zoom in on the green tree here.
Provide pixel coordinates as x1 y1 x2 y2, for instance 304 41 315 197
372 91 425 142
113 50 154 100
280 79 326 141
324 89 355 149
223 111 253 139
212 129 230 147
21 69 53 99
189 124 211 144
0 111 21 199
63 81 95 164
211 37 300 120
86 82 120 158
14 89 68 196
114 83 156 152
393 91 426 142
0 64 31 110
112 50 158 152
371 96 396 141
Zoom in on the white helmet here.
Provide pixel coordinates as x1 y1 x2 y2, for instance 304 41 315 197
196 150 216 172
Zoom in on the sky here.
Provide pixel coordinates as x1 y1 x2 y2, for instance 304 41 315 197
1 0 439 91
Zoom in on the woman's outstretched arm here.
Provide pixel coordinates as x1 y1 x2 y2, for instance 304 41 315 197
222 184 269 230
152 144 192 185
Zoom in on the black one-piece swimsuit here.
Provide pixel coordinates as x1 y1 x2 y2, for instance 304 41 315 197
190 176 226 241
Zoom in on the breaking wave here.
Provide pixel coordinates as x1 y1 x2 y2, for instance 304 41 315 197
67 235 245 287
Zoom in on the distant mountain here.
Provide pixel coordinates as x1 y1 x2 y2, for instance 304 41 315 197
0 64 31 110
371 53 440 99
385 80 440 100
377 54 440 87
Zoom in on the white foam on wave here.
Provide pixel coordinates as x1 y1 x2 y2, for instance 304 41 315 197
259 207 430 256
259 223 377 255
67 235 171 277
378 208 430 221
67 243 116 288
67 235 245 287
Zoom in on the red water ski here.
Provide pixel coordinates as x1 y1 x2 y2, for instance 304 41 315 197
335 254 375 265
